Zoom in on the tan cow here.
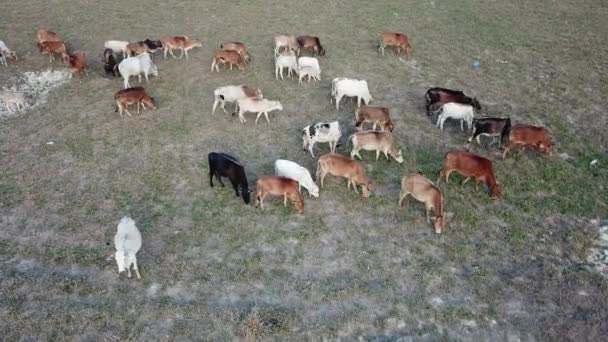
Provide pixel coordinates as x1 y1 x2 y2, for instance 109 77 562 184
160 36 202 59
114 87 157 118
316 153 373 197
221 42 251 63
255 176 304 214
211 49 245 72
37 41 67 62
355 105 394 132
349 131 404 163
379 32 411 56
399 172 445 234
36 29 62 44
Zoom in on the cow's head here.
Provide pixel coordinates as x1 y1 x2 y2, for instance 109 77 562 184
433 215 445 234
393 149 404 164
362 181 373 198
489 181 501 200
539 141 553 156
385 121 395 132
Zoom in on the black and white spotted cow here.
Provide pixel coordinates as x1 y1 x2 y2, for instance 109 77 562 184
302 121 342 157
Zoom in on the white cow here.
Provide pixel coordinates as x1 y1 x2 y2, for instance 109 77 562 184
236 98 283 124
302 121 341 157
0 92 26 113
435 102 475 131
275 53 298 80
118 52 158 89
114 216 142 279
331 78 373 110
297 57 320 73
211 85 263 114
0 40 17 66
275 159 319 197
104 40 130 58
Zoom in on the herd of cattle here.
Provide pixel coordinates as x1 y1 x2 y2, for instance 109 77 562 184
1 29 555 277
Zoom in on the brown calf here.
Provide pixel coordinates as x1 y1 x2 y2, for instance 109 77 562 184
211 50 245 72
127 41 148 56
379 32 411 56
316 153 373 197
114 87 157 119
355 105 394 132
221 42 251 63
36 29 62 44
63 51 87 77
503 124 553 159
255 176 304 214
399 172 445 234
438 150 500 199
160 36 202 59
37 41 67 62
297 35 325 56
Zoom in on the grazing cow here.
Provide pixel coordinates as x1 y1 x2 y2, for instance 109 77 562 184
0 92 26 113
425 87 481 115
211 49 245 72
502 125 553 159
114 87 157 118
399 172 445 234
297 35 325 56
435 103 475 131
160 36 202 59
236 98 283 124
349 131 404 163
379 32 411 56
302 121 341 157
274 35 298 56
298 66 321 84
221 42 251 63
354 105 394 132
255 176 304 214
275 159 319 197
104 40 129 58
114 216 142 279
63 51 87 77
275 53 298 80
331 78 373 110
466 117 511 149
316 153 373 197
118 52 158 89
297 57 320 74
212 85 263 115
36 29 61 43
438 150 500 199
37 41 67 62
103 48 119 77
208 152 251 204
0 40 17 66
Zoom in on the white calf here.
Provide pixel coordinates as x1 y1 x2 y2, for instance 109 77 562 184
0 40 17 66
302 121 341 157
0 92 26 113
331 78 373 110
114 216 142 279
211 85 263 114
236 98 283 124
275 159 319 197
275 53 298 80
118 52 158 89
104 40 130 58
435 102 475 131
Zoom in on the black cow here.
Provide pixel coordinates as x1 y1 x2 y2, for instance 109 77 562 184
208 152 250 204
103 48 119 77
425 87 481 115
466 117 511 149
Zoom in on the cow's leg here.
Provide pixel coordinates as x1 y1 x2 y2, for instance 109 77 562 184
350 148 358 159
264 112 270 123
211 60 216 72
384 151 390 160
351 180 359 194
475 178 481 192
136 102 140 114
372 122 377 130
426 208 431 224
461 177 471 186
230 179 239 197
320 172 327 188
398 191 409 207
460 119 465 131
229 63 233 71
309 144 315 158
216 173 225 187
211 98 219 115
255 112 263 124
179 49 185 59
375 150 380 161
335 94 343 110
275 66 279 80
209 170 214 187
133 259 141 279
283 194 288 207
502 144 511 159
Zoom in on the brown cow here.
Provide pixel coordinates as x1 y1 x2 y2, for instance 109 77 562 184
126 41 148 56
36 29 62 43
503 124 553 159
316 153 373 197
437 150 500 199
63 51 87 77
161 36 202 59
379 32 411 56
211 49 245 72
37 41 67 62
114 87 157 118
399 172 445 234
296 35 325 56
221 42 251 63
424 87 481 115
355 105 394 132
255 176 304 214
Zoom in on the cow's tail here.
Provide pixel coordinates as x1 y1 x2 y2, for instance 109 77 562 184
500 118 512 147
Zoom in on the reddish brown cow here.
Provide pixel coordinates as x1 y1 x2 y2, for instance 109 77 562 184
316 153 373 197
114 87 157 118
255 176 304 214
296 35 325 56
437 150 500 199
37 41 67 62
379 32 411 56
221 42 251 63
36 29 62 44
63 51 87 77
503 125 553 159
425 87 481 115
211 49 245 72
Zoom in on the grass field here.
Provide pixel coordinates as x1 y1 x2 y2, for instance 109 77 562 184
1 0 608 340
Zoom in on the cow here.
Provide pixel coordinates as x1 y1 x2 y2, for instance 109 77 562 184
103 48 119 77
114 87 157 118
354 105 394 132
236 98 283 124
349 131 404 163
274 35 298 57
437 150 500 199
399 172 445 234
160 36 202 59
221 42 251 63
208 152 251 204
425 87 481 115
466 117 511 149
316 153 373 197
502 125 553 159
104 40 129 58
211 85 263 115
118 52 158 89
63 51 87 78
36 29 61 44
379 32 411 56
255 176 304 214
296 35 325 56
275 53 298 80
211 49 245 72
37 41 67 63
274 159 319 197
302 121 341 157
331 78 373 110
0 40 17 66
